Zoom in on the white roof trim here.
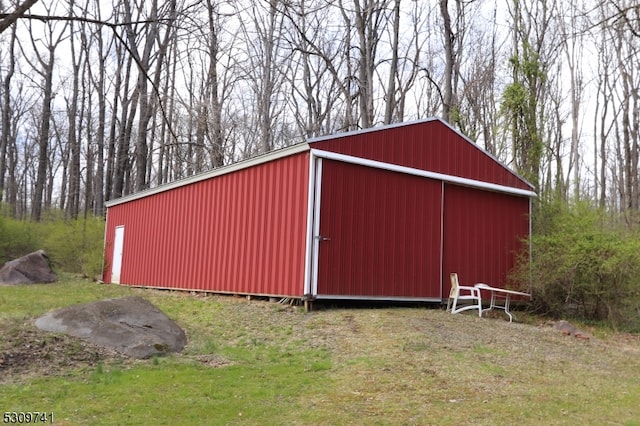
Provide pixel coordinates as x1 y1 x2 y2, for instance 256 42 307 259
105 143 310 207
307 117 440 143
312 149 537 198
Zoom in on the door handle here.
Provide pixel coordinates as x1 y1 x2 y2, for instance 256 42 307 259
315 235 331 241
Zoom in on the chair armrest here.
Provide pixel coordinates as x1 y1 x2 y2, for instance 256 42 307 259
458 285 480 296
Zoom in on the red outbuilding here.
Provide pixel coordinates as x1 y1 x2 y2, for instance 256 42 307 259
102 118 535 306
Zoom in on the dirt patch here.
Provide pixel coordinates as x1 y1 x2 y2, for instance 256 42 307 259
191 354 234 368
0 320 129 384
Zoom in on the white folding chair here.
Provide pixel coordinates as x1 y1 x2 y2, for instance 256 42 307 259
447 273 482 316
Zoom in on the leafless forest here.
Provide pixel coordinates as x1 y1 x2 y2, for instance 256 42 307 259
0 0 638 220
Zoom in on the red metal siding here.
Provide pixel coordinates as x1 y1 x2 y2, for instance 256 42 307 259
103 152 310 297
441 183 530 295
310 119 533 191
316 159 443 299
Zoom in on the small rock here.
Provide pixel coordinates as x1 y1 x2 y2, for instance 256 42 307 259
552 320 591 340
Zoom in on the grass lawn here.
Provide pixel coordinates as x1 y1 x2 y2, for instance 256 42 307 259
1 277 639 425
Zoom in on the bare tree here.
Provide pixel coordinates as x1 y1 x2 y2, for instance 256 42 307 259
381 0 423 124
501 0 559 191
0 24 17 200
86 0 111 215
110 40 136 199
591 2 617 209
557 0 585 202
238 0 288 153
352 0 388 128
18 6 68 220
200 0 225 167
281 0 352 135
454 2 503 156
617 31 640 211
282 0 391 131
439 0 454 123
64 0 83 219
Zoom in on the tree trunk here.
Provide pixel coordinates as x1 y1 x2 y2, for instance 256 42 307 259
440 0 453 123
383 0 400 124
0 26 17 200
31 45 55 221
66 17 82 219
206 0 224 167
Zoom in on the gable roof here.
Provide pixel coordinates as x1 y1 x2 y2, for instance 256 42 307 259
106 117 534 208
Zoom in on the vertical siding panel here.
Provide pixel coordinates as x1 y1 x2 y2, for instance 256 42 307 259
147 199 157 286
201 183 213 290
186 187 196 286
176 189 187 288
273 164 285 295
237 171 249 292
194 185 206 288
244 168 255 293
126 203 137 284
171 192 179 288
262 164 273 294
205 181 217 291
251 166 262 295
167 191 178 288
289 159 305 291
265 164 277 295
219 172 231 291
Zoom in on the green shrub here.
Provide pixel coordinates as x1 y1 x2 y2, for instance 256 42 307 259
0 216 40 264
513 201 640 331
0 211 105 279
40 217 106 279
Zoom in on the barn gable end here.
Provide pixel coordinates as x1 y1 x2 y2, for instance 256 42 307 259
309 118 533 192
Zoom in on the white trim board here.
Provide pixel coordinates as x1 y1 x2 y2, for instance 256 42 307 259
311 149 537 198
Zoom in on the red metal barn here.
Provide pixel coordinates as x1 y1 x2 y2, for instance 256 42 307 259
103 118 535 305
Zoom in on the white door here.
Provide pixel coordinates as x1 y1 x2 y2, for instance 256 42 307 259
111 226 125 284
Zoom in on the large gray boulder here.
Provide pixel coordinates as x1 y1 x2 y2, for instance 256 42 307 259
35 296 187 359
0 250 56 285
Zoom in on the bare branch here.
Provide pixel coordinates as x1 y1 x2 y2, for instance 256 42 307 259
0 0 38 34
0 12 172 29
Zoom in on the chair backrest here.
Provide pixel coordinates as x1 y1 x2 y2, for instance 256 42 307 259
449 273 459 298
